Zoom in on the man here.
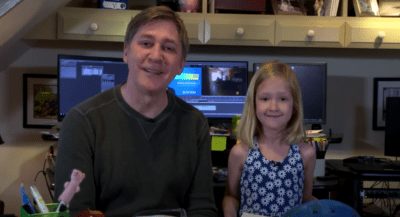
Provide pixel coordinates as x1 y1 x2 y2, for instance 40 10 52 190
54 6 217 217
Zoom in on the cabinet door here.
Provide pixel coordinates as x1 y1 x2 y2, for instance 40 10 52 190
58 7 134 42
204 14 275 46
345 18 400 49
177 13 205 45
275 17 346 48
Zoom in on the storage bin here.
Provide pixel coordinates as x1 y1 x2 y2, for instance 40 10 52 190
21 203 69 217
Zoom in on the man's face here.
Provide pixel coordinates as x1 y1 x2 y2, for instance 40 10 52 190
123 19 185 93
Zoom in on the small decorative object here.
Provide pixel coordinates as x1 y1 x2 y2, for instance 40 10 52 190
314 0 324 16
76 209 105 217
179 0 198 12
23 74 58 129
373 77 400 130
58 169 85 206
353 0 380 16
271 0 307 15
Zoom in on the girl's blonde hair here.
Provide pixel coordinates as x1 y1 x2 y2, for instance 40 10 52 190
236 61 306 148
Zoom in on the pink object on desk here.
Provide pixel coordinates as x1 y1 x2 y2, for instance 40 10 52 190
58 169 85 205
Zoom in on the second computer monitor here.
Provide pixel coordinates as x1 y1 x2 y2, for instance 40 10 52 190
168 61 248 122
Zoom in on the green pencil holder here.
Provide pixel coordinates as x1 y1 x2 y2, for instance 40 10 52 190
21 203 69 217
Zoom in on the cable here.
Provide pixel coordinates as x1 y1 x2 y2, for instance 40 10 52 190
33 157 54 202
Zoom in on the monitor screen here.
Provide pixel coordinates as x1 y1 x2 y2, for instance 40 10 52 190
57 54 129 122
58 55 248 123
385 97 400 158
254 62 327 125
169 61 248 122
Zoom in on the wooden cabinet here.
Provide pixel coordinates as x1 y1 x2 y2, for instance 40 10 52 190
24 5 400 50
275 16 346 48
204 14 275 46
345 18 400 49
177 12 206 45
57 7 134 42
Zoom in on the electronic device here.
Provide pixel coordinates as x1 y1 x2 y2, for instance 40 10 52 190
343 156 375 164
362 188 400 199
254 62 327 128
347 163 400 174
57 54 128 122
169 61 248 123
99 0 127 10
384 97 400 161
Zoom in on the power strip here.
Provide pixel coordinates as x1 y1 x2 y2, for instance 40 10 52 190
362 188 400 199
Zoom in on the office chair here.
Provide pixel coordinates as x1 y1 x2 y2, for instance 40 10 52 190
282 199 360 217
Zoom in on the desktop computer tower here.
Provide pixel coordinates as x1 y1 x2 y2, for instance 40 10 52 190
384 97 400 158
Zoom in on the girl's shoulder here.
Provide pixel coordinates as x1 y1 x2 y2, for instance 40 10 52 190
230 142 251 160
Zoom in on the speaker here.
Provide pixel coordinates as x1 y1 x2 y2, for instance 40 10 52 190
384 97 400 157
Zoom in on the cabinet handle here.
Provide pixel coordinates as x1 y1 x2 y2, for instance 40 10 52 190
378 31 385 39
89 23 99 31
236 28 244 36
307 30 315 37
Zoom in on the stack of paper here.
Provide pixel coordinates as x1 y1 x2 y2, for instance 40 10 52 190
306 129 326 137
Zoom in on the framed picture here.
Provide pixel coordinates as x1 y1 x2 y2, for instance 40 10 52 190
373 77 400 130
353 0 380 16
23 74 58 129
271 0 307 15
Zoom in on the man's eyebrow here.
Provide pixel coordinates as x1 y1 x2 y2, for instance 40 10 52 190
138 34 178 45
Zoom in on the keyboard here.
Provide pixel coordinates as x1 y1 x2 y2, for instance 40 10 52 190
347 163 400 175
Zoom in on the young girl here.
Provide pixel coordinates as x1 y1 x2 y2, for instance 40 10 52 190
223 61 317 217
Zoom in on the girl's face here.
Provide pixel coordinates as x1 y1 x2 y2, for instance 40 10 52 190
256 76 294 132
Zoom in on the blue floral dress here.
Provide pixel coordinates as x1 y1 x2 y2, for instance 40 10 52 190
239 138 305 217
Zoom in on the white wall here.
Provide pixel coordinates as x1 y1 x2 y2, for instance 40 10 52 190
1 40 400 215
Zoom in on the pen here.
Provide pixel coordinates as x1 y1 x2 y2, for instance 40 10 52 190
314 140 319 151
20 181 36 214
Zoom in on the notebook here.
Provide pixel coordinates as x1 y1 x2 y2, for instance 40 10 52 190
347 163 400 174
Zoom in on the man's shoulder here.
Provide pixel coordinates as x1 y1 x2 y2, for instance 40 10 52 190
172 94 206 120
73 86 118 115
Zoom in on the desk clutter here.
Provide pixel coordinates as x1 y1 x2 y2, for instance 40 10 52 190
213 167 228 182
306 131 330 178
19 169 104 217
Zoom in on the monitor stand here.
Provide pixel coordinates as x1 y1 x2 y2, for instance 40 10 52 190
311 124 322 130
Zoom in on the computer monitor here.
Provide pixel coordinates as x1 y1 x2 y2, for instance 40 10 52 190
169 61 248 123
253 62 327 127
58 55 249 124
57 54 129 122
385 97 400 160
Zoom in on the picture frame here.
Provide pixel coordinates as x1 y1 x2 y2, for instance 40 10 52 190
353 0 380 16
23 74 58 129
373 77 400 130
271 0 307 15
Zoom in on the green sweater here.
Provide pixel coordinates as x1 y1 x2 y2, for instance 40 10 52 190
54 84 217 217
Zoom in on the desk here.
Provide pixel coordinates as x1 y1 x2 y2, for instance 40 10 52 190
326 159 400 215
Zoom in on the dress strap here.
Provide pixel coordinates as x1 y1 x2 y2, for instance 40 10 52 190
252 137 259 149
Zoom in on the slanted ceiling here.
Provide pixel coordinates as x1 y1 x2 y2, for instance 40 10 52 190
0 0 72 72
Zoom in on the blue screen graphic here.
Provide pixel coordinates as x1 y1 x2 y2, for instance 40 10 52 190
168 67 202 96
